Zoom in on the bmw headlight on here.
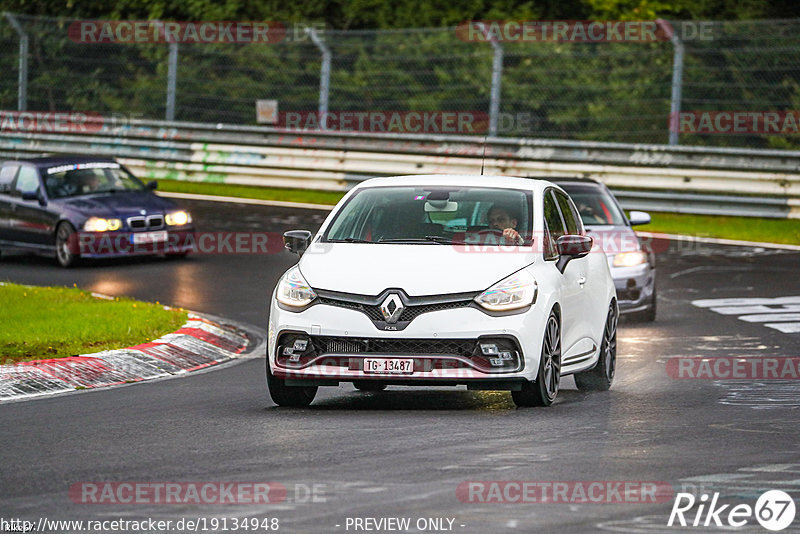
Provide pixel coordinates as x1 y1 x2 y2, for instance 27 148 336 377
83 217 122 232
276 265 317 308
613 251 648 267
475 270 538 312
165 211 192 226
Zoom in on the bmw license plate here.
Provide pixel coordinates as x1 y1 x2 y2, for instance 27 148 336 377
132 231 168 244
363 358 414 374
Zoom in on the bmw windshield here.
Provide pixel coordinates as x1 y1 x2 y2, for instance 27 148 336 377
43 163 146 199
323 186 534 245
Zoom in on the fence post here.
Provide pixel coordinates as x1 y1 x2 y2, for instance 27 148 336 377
166 41 178 121
659 19 684 146
4 12 28 111
476 23 503 137
307 28 331 129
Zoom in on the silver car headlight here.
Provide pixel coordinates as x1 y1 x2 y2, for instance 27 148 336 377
613 251 647 267
475 270 538 312
276 265 317 308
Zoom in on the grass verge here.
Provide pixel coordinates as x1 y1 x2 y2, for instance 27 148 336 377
644 212 800 245
156 180 799 245
0 283 188 364
157 179 344 206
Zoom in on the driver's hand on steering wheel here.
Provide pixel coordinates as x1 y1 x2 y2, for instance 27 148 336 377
502 228 523 245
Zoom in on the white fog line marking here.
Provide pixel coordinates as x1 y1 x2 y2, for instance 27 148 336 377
765 323 800 333
692 296 800 335
710 304 800 315
739 313 800 323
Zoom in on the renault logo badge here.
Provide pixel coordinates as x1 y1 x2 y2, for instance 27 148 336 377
380 294 404 323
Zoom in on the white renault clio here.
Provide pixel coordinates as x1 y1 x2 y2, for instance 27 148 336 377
267 175 617 408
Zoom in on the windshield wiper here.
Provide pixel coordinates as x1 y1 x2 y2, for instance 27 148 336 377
328 237 372 243
378 236 452 244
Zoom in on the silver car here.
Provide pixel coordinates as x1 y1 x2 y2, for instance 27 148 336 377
556 179 656 322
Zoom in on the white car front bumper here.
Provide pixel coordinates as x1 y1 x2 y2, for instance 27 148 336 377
268 296 548 387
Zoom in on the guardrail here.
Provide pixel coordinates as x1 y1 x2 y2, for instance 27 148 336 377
1 116 799 218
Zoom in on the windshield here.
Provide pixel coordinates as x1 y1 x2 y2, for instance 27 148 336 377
324 186 533 245
43 165 146 199
558 183 627 226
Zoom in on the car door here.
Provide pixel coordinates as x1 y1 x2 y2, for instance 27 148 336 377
0 164 20 242
553 189 597 360
543 188 582 359
7 165 55 248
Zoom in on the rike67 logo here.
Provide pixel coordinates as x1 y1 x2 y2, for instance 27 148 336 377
668 490 796 531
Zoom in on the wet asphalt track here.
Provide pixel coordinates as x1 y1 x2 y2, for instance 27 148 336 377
1 199 800 533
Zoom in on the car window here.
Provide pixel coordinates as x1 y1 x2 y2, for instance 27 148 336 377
13 166 40 196
558 183 627 226
542 190 563 260
0 165 19 193
554 190 582 235
324 186 533 245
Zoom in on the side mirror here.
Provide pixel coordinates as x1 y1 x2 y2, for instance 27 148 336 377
21 190 47 206
284 230 312 256
628 210 651 226
556 234 593 273
146 180 158 191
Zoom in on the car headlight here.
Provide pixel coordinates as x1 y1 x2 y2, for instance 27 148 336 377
475 270 538 312
165 211 192 226
613 251 648 267
83 217 121 232
276 265 317 308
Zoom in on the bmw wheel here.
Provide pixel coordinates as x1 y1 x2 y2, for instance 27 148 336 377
575 301 617 392
55 222 79 268
512 311 561 407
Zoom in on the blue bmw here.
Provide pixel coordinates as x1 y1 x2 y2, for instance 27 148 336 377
0 156 194 267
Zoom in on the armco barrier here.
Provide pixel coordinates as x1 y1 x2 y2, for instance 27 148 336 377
0 116 798 218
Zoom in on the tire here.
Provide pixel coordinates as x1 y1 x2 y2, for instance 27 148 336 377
266 358 317 407
512 311 561 407
575 301 618 392
353 381 387 392
55 222 80 268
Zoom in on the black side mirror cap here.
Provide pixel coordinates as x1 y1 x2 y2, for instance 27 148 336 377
555 234 593 273
146 180 158 191
284 230 312 256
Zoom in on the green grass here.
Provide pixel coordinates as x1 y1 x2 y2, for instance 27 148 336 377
644 212 800 245
0 283 188 364
157 179 344 205
156 180 799 245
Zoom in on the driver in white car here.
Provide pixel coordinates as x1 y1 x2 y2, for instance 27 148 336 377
487 205 524 245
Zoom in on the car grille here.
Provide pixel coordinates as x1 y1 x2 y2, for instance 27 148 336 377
127 215 164 231
310 336 477 356
316 294 474 323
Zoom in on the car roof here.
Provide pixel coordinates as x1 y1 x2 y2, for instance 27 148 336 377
355 174 564 193
3 155 118 168
551 177 603 186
